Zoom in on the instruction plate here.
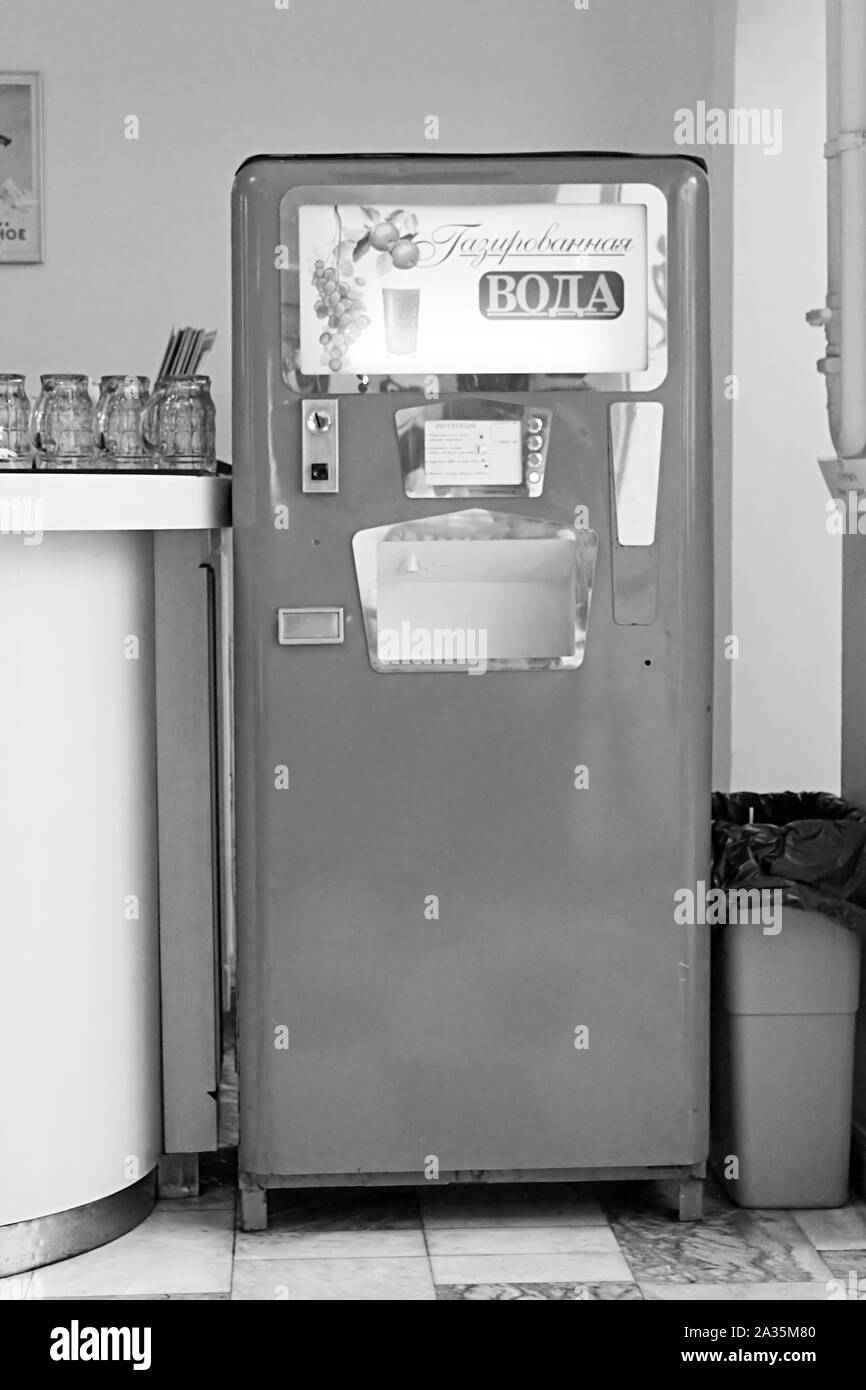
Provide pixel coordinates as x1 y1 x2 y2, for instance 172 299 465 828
424 420 522 487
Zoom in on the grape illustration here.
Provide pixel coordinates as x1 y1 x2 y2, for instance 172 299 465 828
311 254 370 374
310 205 420 373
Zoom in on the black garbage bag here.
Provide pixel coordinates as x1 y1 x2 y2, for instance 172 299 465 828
711 791 866 931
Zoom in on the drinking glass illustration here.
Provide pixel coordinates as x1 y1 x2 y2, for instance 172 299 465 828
382 287 420 356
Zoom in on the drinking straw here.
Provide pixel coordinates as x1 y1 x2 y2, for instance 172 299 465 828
156 325 216 381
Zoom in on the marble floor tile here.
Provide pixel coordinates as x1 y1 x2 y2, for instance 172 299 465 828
642 1282 839 1301
28 1208 235 1298
421 1190 608 1229
234 1227 426 1261
611 1207 831 1285
820 1249 866 1293
9 1161 860 1300
426 1226 621 1257
436 1281 641 1301
792 1206 866 1250
265 1188 420 1233
431 1251 633 1285
231 1256 435 1301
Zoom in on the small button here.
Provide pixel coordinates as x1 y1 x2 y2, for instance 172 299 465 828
528 452 543 467
527 434 544 452
528 471 541 484
527 416 544 433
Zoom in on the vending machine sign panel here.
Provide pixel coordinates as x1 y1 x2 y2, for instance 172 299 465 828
297 201 647 375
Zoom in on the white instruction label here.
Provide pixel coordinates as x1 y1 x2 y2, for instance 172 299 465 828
424 420 523 486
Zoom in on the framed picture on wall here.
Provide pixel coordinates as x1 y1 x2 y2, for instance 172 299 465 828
0 72 44 264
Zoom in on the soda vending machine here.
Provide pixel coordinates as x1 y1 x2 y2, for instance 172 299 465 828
232 155 712 1228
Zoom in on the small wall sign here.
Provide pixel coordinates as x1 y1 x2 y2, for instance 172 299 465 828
0 72 44 264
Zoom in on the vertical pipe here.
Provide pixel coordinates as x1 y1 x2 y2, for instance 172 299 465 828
837 0 866 456
826 0 842 447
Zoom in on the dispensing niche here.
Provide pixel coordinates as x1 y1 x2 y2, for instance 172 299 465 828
352 508 599 674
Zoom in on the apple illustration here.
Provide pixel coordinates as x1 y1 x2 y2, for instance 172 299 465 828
370 220 399 251
390 239 420 269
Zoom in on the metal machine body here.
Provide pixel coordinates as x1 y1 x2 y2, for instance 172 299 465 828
232 155 712 1227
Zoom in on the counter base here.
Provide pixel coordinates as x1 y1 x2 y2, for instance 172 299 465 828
1 1171 156 1278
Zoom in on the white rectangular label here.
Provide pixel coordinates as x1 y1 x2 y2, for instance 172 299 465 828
424 420 523 486
297 199 648 375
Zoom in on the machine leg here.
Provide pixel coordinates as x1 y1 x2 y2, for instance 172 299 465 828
157 1152 199 1199
677 1176 704 1222
240 1186 268 1232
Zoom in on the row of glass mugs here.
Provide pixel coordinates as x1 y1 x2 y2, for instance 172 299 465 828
0 373 216 472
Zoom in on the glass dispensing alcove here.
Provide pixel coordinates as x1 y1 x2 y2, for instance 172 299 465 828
232 155 713 1227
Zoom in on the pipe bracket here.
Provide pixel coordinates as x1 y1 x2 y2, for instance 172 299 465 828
825 131 866 157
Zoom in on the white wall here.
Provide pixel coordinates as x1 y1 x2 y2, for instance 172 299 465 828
732 0 839 791
2 0 737 776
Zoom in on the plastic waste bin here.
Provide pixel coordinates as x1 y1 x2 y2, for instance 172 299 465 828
710 793 863 1209
712 908 860 1207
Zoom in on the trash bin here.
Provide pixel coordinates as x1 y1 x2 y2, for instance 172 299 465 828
710 793 863 1209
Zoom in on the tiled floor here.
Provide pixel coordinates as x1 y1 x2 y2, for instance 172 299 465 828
5 1165 866 1301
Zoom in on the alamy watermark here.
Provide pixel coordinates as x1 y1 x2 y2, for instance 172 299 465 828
0 496 43 545
674 101 782 157
827 1270 866 1300
378 623 488 673
50 1321 151 1370
674 880 783 934
827 492 866 535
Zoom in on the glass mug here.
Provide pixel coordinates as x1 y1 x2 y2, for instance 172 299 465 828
96 374 150 469
0 374 32 468
141 375 216 473
30 374 97 470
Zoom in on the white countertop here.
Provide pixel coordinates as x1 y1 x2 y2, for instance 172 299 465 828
0 471 231 531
